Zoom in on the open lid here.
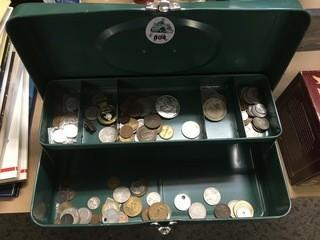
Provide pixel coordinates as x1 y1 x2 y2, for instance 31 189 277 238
6 2 309 96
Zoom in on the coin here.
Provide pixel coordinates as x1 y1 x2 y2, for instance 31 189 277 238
141 207 150 221
203 187 221 205
97 105 117 125
233 200 254 218
60 207 80 224
118 211 129 223
188 202 207 219
144 114 161 129
146 192 161 206
62 123 78 138
252 117 270 132
113 187 131 203
130 180 148 197
214 203 231 218
136 126 157 142
123 196 143 217
159 125 174 140
107 176 121 189
52 116 63 127
103 208 120 223
98 127 117 143
56 191 68 203
244 87 261 104
65 96 78 112
119 115 130 124
90 213 102 224
60 213 74 224
228 200 239 218
119 135 134 143
155 95 180 119
148 202 170 221
78 207 93 224
137 118 144 128
102 198 121 215
203 97 227 122
59 201 72 213
52 128 67 144
246 105 256 117
85 106 98 121
181 121 201 139
127 118 139 132
120 125 134 138
87 196 101 210
252 103 267 118
174 193 191 211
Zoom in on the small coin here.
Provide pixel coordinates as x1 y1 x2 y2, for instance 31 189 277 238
181 121 201 139
228 200 239 218
87 196 101 210
234 200 254 218
252 117 270 132
188 202 207 219
141 207 150 221
65 96 78 112
98 127 117 143
136 126 157 142
85 106 98 120
62 124 78 138
214 203 231 218
174 193 191 211
148 202 170 221
159 125 174 140
246 105 256 118
102 198 121 215
120 125 134 138
52 128 67 144
123 196 143 217
90 213 102 224
144 114 161 129
103 208 120 223
107 177 121 189
130 180 148 197
60 213 74 224
78 207 93 224
146 192 161 206
252 103 267 118
155 95 180 119
203 97 227 122
60 207 80 224
203 187 221 205
113 187 131 203
56 191 68 203
118 211 129 223
127 118 139 132
52 116 63 127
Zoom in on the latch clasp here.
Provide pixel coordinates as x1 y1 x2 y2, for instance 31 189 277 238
146 0 181 12
150 221 178 235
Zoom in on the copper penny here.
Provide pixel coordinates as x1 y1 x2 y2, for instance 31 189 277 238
148 202 169 221
214 203 231 219
123 196 143 217
144 114 161 129
127 118 139 132
136 126 157 142
120 125 134 138
119 115 130 124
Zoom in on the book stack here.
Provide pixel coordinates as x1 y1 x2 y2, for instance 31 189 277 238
0 0 31 197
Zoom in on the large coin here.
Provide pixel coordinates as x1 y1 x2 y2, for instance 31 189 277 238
123 196 143 217
51 128 67 144
233 200 254 218
159 125 174 140
244 87 261 104
136 126 157 142
188 202 206 219
98 127 117 143
181 121 201 139
148 202 170 221
130 180 148 197
146 192 161 206
144 114 161 129
174 193 191 211
203 187 221 205
203 97 227 122
155 95 180 119
113 187 131 203
62 123 78 138
214 203 231 218
252 103 267 118
228 200 239 218
120 125 134 138
87 196 101 210
78 207 93 224
252 117 270 132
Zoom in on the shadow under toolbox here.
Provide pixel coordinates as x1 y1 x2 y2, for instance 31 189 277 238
6 0 309 234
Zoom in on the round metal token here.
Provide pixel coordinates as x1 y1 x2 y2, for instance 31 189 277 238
203 187 221 205
188 202 206 219
52 128 67 144
85 106 98 120
252 117 270 132
159 125 174 140
62 124 78 138
123 196 143 217
87 196 101 210
98 127 117 143
174 193 191 211
252 103 267 118
148 202 170 221
181 121 201 139
130 180 148 197
155 95 180 119
228 200 239 218
113 186 131 203
120 125 134 139
136 126 157 142
214 203 231 219
234 200 254 218
78 207 93 224
146 192 161 206
203 97 227 122
144 114 161 129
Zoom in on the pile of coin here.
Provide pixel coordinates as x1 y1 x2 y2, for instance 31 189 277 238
48 94 79 144
202 91 227 122
240 87 270 136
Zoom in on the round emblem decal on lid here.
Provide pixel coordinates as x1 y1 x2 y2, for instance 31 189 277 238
145 17 175 44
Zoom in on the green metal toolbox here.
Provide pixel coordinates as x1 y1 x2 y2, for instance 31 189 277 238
6 0 309 234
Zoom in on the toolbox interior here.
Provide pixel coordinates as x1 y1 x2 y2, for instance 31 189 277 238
31 142 290 226
39 75 281 147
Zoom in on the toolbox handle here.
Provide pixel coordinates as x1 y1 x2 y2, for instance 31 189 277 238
150 221 178 235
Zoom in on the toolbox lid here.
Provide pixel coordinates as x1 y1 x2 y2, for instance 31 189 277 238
6 2 309 95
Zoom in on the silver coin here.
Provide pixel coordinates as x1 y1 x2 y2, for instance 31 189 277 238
246 105 256 118
85 106 98 120
65 96 79 112
98 127 117 143
188 202 207 219
146 192 161 206
234 200 254 218
174 193 191 211
113 187 131 203
252 117 270 132
78 207 93 224
62 123 78 138
203 187 221 205
87 196 101 210
155 95 180 119
102 208 120 224
52 128 67 144
228 200 239 218
60 207 80 224
181 121 201 139
252 103 267 118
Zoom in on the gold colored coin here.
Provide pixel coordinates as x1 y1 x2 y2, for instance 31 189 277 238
159 125 174 140
123 196 143 217
107 176 121 189
59 202 72 213
118 211 129 223
148 202 170 221
127 118 139 132
90 213 102 224
141 207 150 221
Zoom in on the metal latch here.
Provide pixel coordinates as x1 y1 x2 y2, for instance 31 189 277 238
151 221 178 235
146 0 181 12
